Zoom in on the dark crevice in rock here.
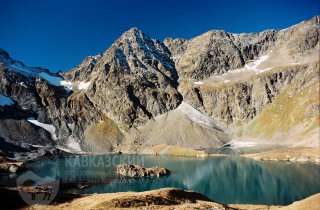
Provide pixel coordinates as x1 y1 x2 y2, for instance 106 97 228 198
193 88 203 106
265 83 273 103
126 85 152 118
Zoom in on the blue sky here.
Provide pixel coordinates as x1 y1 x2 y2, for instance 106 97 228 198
0 0 319 72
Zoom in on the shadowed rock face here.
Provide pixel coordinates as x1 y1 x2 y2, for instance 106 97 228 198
0 16 319 155
0 28 183 154
82 28 182 130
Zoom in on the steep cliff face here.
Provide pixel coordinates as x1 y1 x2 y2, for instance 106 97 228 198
181 64 313 125
0 28 183 153
0 16 319 156
62 28 182 131
241 63 319 146
85 28 182 130
164 30 278 80
162 16 319 145
168 17 319 134
164 16 319 81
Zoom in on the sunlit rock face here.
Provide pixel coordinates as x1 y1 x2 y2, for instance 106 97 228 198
0 16 319 156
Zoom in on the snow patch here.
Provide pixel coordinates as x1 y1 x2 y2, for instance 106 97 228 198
193 81 204 85
68 140 83 152
38 72 63 86
0 94 14 106
27 143 46 148
177 102 226 131
56 137 84 154
5 61 38 77
0 55 73 91
78 81 91 90
224 140 256 148
60 80 73 91
27 117 57 140
243 55 269 72
225 54 270 75
19 82 28 88
60 80 90 91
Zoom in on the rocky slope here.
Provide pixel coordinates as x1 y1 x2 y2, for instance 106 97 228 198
9 188 318 210
0 28 183 155
165 16 319 147
0 16 319 157
119 102 232 152
63 28 181 130
164 16 318 80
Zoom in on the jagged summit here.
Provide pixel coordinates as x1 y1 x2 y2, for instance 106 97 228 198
121 27 145 37
164 16 319 80
0 48 63 85
0 16 318 157
61 23 182 134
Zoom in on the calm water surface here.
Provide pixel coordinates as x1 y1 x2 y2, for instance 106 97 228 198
1 154 320 205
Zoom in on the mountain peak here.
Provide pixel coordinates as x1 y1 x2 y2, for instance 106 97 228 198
119 27 148 41
127 27 141 33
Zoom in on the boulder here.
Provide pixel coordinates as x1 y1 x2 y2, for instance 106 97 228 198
0 162 24 173
116 164 170 178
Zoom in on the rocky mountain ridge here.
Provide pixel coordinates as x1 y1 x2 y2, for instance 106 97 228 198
0 16 319 158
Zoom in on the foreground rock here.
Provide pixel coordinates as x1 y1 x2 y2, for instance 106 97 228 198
0 155 25 173
116 164 170 178
12 188 319 210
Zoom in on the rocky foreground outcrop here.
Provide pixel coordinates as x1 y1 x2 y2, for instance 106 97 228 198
116 164 170 178
6 188 317 210
0 155 25 173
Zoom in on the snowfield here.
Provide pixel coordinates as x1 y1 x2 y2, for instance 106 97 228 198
60 80 74 90
60 80 91 90
177 102 228 131
78 81 91 90
27 117 57 140
189 54 273 85
38 72 63 86
226 140 256 148
0 54 92 92
56 137 85 154
193 81 204 85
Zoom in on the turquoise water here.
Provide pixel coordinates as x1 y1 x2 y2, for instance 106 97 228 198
2 155 320 205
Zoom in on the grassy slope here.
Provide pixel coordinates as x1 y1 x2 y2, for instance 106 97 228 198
84 115 124 152
242 64 319 146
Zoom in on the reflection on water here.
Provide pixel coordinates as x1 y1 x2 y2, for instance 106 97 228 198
1 155 320 205
204 145 284 155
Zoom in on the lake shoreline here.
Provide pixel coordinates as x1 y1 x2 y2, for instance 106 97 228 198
241 147 320 164
1 151 320 209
